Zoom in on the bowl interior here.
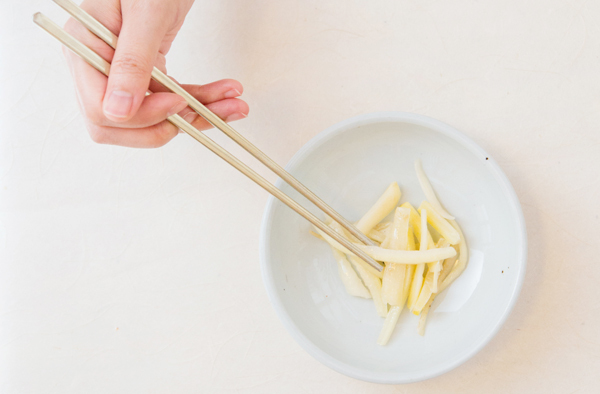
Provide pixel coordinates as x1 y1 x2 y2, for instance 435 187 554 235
260 113 526 383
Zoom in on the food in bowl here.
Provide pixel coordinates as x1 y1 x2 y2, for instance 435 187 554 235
311 160 468 345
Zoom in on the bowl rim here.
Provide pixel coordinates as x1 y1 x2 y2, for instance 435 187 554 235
259 111 527 384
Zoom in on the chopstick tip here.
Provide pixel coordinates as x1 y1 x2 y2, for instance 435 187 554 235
33 12 44 24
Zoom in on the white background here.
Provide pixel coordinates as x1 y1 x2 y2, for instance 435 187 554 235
1 0 599 392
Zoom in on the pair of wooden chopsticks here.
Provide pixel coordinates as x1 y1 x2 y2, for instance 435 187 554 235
33 0 383 272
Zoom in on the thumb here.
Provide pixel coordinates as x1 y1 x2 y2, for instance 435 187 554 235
103 4 170 122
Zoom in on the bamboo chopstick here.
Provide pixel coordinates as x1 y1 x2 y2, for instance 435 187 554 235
51 0 377 248
32 12 383 272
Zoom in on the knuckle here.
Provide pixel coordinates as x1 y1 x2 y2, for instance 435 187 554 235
155 52 167 72
151 124 177 148
110 53 151 77
87 125 109 145
83 106 106 126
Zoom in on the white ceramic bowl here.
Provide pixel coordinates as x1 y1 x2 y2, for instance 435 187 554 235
259 112 527 384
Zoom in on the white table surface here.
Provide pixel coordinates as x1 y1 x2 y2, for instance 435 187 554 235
2 0 600 392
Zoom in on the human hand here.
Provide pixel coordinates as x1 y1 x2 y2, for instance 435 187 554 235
64 0 249 148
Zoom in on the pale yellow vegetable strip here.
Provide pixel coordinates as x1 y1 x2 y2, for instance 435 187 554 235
417 296 434 336
438 220 468 293
430 238 449 293
314 226 384 278
308 230 323 240
330 247 371 299
320 223 456 265
381 208 409 306
330 220 383 278
314 227 352 255
368 221 391 244
355 182 401 234
431 262 442 293
347 253 385 279
414 159 454 220
380 226 393 249
400 227 416 306
373 221 392 232
407 209 429 310
417 223 467 335
417 244 459 334
418 201 460 245
402 264 415 305
381 263 406 307
328 219 359 244
436 247 458 289
412 238 449 314
388 208 410 251
355 245 456 264
439 250 458 284
413 271 434 315
348 255 387 317
400 202 434 250
367 228 387 243
378 208 412 345
407 225 416 251
407 266 425 311
426 255 442 294
377 305 403 345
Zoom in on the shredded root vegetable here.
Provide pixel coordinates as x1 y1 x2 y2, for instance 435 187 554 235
310 160 469 344
402 263 415 306
373 221 392 232
329 219 360 244
399 227 417 309
317 223 456 265
412 238 449 314
407 226 416 251
369 221 392 242
381 262 406 307
417 296 434 336
356 245 456 264
415 159 454 220
381 208 410 307
429 238 448 293
348 255 387 317
355 182 401 234
439 249 458 284
367 228 387 243
418 201 460 245
417 241 460 334
309 230 324 240
438 255 457 286
431 261 442 293
377 305 403 345
331 247 371 299
400 202 434 250
437 219 468 293
313 226 352 255
387 208 410 250
407 209 430 311
314 226 384 278
378 208 414 345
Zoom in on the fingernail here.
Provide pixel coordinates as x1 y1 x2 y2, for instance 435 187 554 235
226 112 247 122
224 89 242 99
104 90 133 119
168 101 188 117
183 111 199 124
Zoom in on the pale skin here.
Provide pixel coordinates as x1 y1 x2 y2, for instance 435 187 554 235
64 0 249 148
